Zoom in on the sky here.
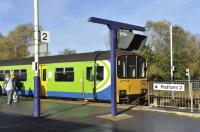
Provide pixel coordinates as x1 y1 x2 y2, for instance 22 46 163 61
0 0 200 55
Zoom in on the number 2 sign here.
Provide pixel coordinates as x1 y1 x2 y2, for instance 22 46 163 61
40 31 50 43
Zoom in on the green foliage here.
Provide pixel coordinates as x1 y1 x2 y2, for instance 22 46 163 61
0 37 15 59
0 24 34 60
8 24 34 58
58 48 76 55
142 20 200 80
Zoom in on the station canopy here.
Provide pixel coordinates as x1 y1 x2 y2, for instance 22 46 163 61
117 29 147 51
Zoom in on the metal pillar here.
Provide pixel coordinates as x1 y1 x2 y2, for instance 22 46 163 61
109 27 117 116
34 76 40 117
34 0 40 118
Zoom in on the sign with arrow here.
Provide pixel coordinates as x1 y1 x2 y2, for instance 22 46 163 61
153 83 185 91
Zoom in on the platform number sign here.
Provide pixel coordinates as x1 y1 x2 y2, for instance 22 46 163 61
153 83 185 91
40 31 50 43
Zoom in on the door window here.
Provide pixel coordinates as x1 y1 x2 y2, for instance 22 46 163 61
86 67 93 81
43 69 46 81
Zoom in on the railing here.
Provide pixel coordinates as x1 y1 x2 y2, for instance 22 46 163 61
148 80 200 112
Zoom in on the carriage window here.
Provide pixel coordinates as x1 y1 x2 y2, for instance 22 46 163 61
55 67 74 81
137 57 146 78
55 68 64 81
86 67 93 81
127 55 136 78
14 70 20 75
117 55 126 78
97 66 104 81
20 69 27 81
14 69 27 81
65 68 74 81
5 70 10 75
14 70 20 77
0 70 4 81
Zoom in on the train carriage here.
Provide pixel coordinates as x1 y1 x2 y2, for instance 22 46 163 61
0 50 147 103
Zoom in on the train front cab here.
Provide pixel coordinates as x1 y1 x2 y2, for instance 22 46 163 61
116 54 147 103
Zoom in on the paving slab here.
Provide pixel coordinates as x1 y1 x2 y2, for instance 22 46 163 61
96 113 133 121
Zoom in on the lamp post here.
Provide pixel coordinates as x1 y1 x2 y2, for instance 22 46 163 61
170 25 174 83
170 25 180 82
170 25 175 100
170 25 180 99
34 0 40 118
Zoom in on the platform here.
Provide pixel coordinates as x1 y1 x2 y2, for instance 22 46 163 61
0 96 200 132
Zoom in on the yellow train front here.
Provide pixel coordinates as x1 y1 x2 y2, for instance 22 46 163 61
116 51 147 103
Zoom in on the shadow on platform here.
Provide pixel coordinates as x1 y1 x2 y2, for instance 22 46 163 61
0 112 129 132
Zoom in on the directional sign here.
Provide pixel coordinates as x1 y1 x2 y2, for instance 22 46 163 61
153 83 185 91
40 31 50 43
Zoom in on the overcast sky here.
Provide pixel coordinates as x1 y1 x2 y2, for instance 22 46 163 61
0 0 200 55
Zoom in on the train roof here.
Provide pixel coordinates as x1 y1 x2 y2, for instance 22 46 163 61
0 50 145 66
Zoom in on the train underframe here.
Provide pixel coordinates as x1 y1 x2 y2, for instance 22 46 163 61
119 89 148 104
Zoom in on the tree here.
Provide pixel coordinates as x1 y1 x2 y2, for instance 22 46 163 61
0 37 15 60
0 24 35 60
8 24 34 58
58 48 76 55
142 20 200 80
0 33 3 38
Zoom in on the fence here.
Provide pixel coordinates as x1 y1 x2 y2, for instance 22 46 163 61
148 80 200 112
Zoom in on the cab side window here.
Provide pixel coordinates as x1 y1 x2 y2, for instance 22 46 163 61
97 66 104 81
137 57 146 78
117 55 126 78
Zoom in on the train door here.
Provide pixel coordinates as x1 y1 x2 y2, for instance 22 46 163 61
82 66 94 100
39 65 47 97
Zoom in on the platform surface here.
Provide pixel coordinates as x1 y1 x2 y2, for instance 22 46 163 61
0 96 200 132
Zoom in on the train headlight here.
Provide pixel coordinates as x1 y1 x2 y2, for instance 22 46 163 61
119 90 126 98
141 89 147 94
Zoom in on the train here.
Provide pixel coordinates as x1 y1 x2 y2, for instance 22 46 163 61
0 50 147 103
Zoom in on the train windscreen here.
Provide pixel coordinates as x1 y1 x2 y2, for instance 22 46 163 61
117 55 146 79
